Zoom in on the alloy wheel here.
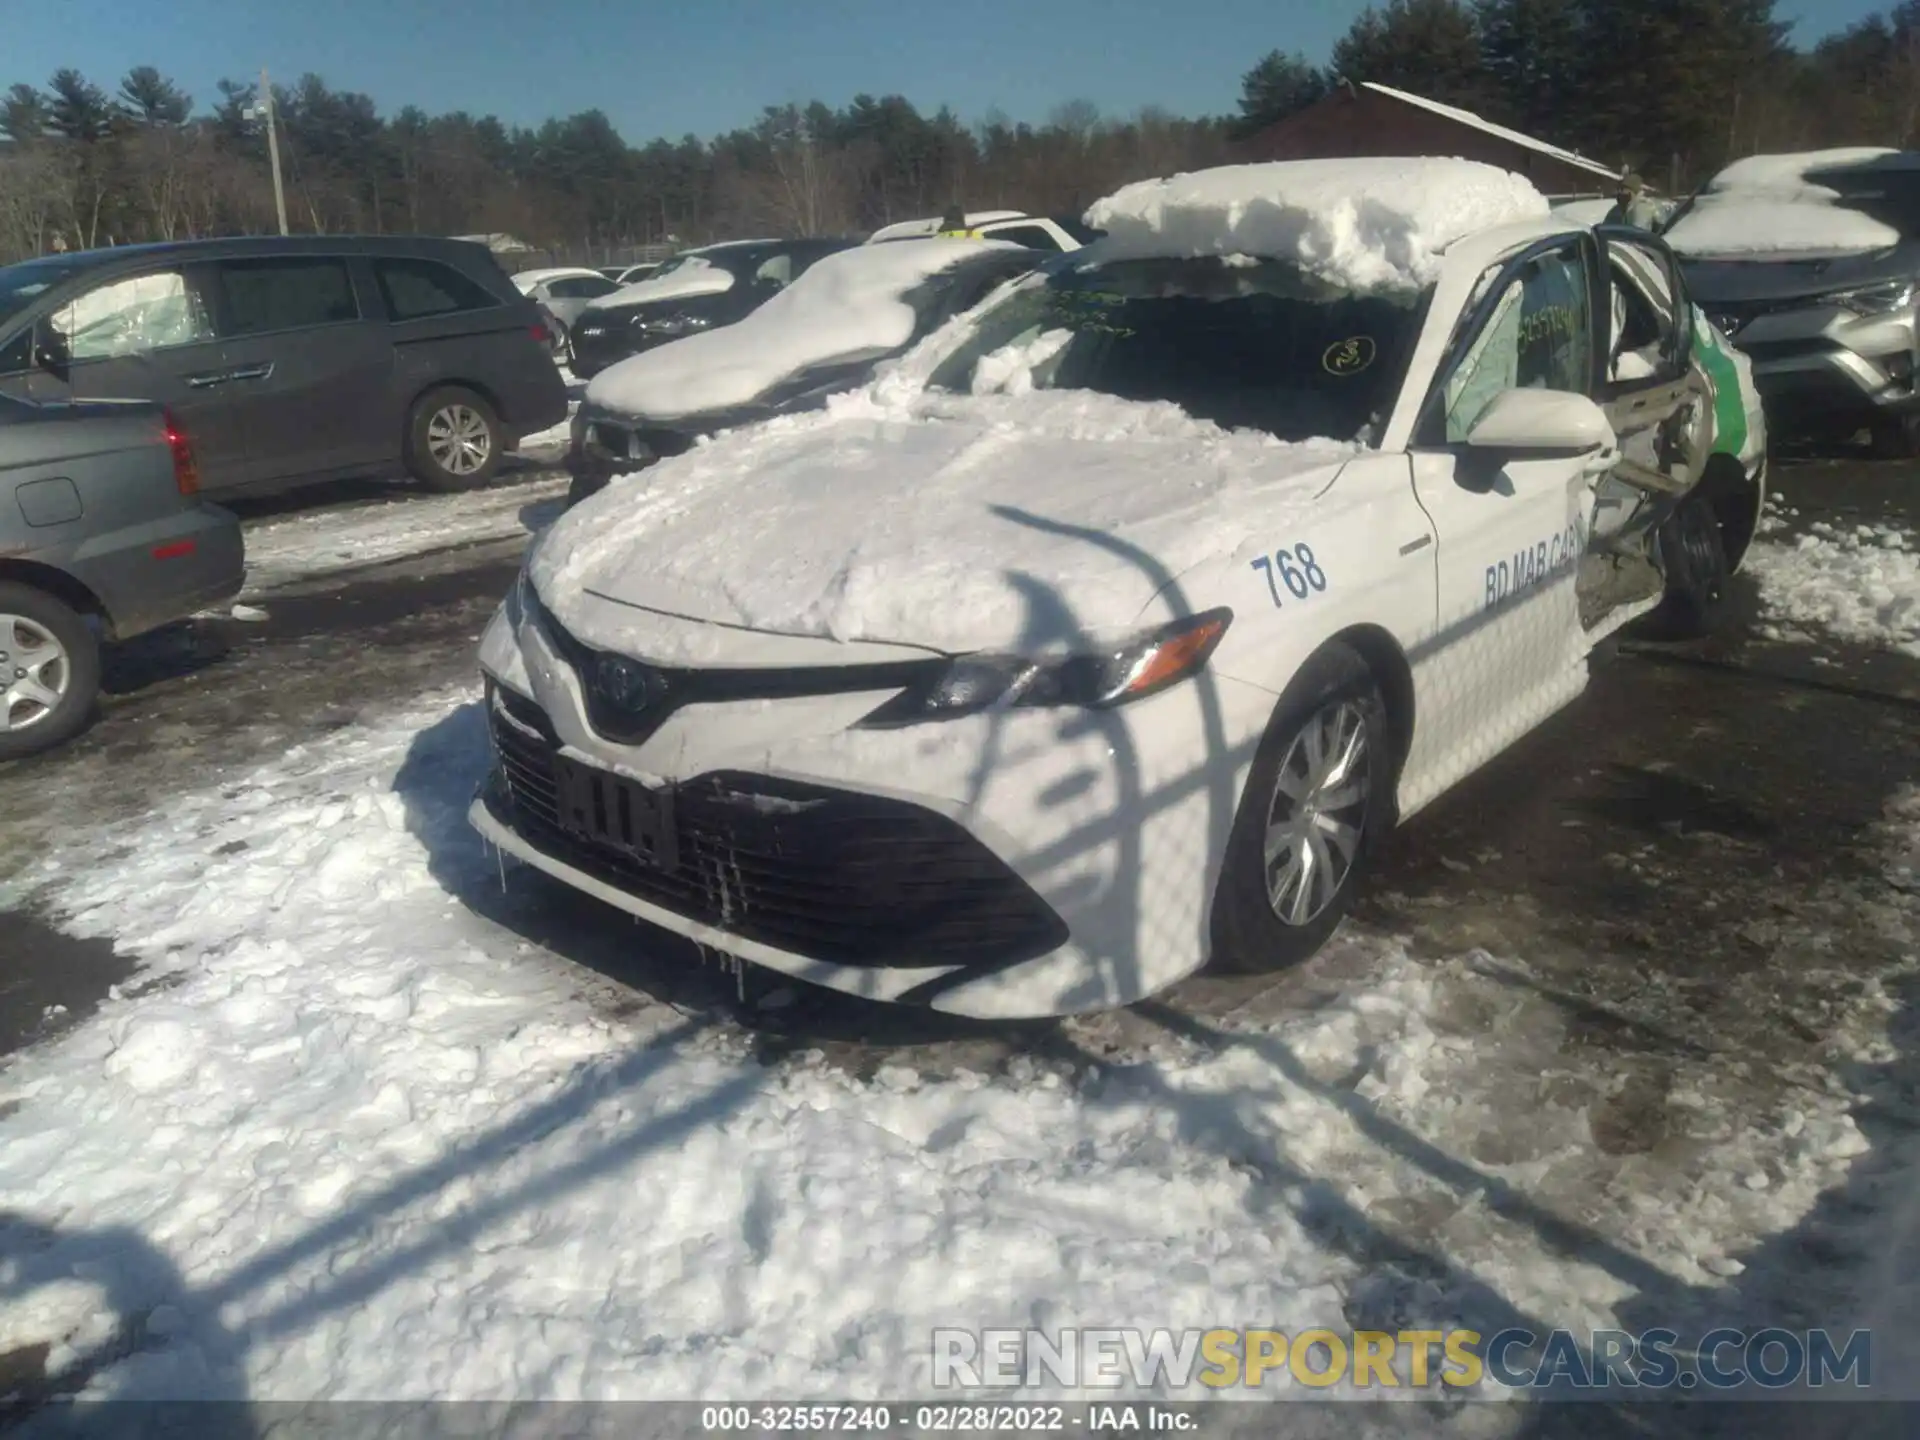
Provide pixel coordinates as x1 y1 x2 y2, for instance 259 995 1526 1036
1263 698 1371 926
426 403 493 476
1 614 70 734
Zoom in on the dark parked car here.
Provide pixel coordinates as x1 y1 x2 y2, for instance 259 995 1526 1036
0 235 569 495
1 391 244 759
567 237 859 378
566 241 1046 505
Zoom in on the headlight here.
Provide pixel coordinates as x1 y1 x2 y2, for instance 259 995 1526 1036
857 609 1232 727
1831 280 1915 317
507 553 536 626
642 313 711 336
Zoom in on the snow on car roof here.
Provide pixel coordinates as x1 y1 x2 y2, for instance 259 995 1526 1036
1665 199 1901 259
1703 147 1901 201
585 239 1025 421
587 255 737 310
1361 82 1622 184
1082 157 1550 292
1667 148 1906 259
510 266 606 289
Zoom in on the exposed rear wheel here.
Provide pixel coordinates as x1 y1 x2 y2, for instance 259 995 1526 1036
1644 494 1730 640
1210 642 1394 974
0 582 101 762
406 386 502 492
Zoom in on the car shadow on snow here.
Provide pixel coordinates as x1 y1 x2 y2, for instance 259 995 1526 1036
97 619 235 700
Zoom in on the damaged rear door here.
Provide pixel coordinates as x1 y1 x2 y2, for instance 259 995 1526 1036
1581 226 1714 634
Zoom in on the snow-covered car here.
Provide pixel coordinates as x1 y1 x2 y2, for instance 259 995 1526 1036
563 239 1046 506
1665 148 1920 454
866 210 1099 253
568 239 858 378
511 266 623 362
470 157 1766 1020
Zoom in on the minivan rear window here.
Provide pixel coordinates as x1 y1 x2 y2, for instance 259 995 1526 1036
375 259 498 320
217 257 359 335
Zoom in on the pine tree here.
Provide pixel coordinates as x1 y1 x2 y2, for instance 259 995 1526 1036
117 66 192 127
1 84 48 144
1331 0 1492 113
1477 0 1587 141
1235 51 1330 136
44 69 116 143
1577 0 1790 184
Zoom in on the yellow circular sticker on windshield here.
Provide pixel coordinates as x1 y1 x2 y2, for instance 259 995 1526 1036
1323 336 1376 375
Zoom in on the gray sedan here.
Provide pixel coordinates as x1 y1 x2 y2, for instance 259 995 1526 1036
2 392 243 759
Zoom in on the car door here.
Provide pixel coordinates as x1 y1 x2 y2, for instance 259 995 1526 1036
544 274 620 328
1595 226 1710 498
14 264 251 493
1403 234 1610 792
205 254 392 488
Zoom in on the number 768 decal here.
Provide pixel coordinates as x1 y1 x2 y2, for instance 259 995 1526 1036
1250 544 1329 608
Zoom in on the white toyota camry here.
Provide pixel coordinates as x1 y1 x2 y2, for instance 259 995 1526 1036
471 157 1767 1019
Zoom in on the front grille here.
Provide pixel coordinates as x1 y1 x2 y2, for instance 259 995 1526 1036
585 421 693 463
486 684 1068 969
528 592 939 747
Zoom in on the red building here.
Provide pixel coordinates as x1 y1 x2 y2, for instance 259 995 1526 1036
1239 81 1623 199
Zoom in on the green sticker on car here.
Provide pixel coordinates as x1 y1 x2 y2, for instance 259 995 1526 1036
1691 306 1748 457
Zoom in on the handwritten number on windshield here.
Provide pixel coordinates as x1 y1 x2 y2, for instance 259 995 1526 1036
1251 545 1329 608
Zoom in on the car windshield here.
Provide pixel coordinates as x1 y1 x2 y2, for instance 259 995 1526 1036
923 256 1426 445
0 257 90 330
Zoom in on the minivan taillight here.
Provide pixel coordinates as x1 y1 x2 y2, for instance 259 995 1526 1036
163 410 198 496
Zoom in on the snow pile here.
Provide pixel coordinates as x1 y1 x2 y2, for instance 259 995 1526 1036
1665 201 1900 258
1666 148 1903 258
0 686 1907 1404
535 388 1356 654
1082 158 1550 292
240 477 567 594
586 255 734 311
586 240 1020 421
1703 148 1900 204
1745 518 1920 657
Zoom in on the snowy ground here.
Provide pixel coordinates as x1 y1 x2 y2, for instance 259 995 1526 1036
234 477 569 597
0 683 1910 1413
1746 505 1919 659
0 452 1916 1423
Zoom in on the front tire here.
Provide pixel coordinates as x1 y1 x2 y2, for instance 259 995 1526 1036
1210 642 1394 975
406 386 503 492
0 583 101 762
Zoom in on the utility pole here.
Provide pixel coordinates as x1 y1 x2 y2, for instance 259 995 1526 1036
260 66 288 235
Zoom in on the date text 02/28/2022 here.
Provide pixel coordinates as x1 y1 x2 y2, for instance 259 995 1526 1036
699 1403 1193 1433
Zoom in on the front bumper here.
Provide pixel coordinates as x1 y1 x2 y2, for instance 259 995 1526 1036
1716 301 1920 425
469 600 1278 1018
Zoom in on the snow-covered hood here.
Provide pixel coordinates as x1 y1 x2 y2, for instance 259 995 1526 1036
584 240 1010 422
532 391 1355 659
584 259 734 312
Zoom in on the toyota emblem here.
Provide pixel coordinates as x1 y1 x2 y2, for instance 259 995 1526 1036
595 655 662 712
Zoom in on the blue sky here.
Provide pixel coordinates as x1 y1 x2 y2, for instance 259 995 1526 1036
2 0 1891 142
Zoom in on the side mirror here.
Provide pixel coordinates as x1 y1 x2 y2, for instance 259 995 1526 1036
1465 387 1615 458
33 327 70 378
